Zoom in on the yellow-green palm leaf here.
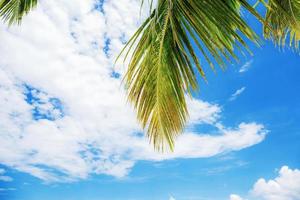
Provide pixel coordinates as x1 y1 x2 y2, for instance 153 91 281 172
121 0 261 151
263 0 300 49
0 0 37 24
1 0 300 151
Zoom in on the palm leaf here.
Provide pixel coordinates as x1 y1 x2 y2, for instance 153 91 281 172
0 0 37 25
263 0 300 49
1 0 299 151
121 0 261 151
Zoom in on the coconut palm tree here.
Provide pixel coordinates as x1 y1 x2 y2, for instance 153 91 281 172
1 0 300 151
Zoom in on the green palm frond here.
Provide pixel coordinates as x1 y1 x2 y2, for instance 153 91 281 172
2 0 299 151
121 0 261 151
263 0 300 49
0 0 38 25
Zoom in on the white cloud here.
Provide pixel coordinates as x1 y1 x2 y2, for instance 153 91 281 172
201 161 248 175
230 194 244 200
229 87 246 101
0 176 13 182
0 0 266 182
231 166 300 200
0 168 13 182
251 166 300 200
239 60 253 73
0 188 16 192
169 196 176 200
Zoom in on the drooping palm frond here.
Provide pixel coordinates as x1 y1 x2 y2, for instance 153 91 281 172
1 0 298 151
263 0 300 49
121 0 262 151
0 0 38 25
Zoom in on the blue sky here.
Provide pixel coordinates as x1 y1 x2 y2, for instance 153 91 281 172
0 1 300 200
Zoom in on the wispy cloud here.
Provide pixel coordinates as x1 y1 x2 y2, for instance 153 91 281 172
0 176 13 182
239 60 253 73
169 196 176 200
0 188 16 192
200 161 248 175
229 87 246 101
0 169 13 182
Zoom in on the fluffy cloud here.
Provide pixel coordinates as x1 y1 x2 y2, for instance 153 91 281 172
251 166 300 200
0 0 266 182
231 166 300 200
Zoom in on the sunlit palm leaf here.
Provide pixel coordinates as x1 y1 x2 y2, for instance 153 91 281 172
1 0 300 151
121 0 261 151
263 0 300 49
0 0 37 25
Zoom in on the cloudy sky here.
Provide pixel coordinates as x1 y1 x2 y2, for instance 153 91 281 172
0 0 299 200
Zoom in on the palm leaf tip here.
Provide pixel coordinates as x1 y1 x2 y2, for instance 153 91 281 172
121 0 261 151
263 0 300 50
0 0 38 25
